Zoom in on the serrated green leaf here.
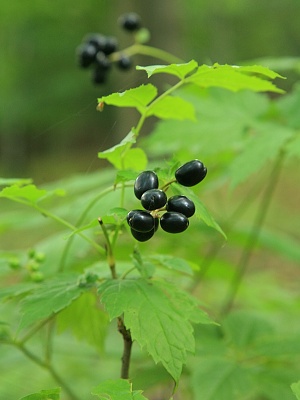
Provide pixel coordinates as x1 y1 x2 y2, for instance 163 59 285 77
171 183 226 238
137 60 198 79
236 64 285 80
291 381 300 400
97 84 157 113
98 278 214 382
91 379 148 400
147 95 196 121
56 291 108 353
18 388 61 400
0 282 36 302
0 184 47 204
19 274 84 330
228 122 294 188
144 254 195 276
98 131 136 169
186 64 284 93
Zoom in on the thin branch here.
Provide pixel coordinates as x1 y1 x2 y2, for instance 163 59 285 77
220 152 285 316
98 218 117 279
118 317 133 379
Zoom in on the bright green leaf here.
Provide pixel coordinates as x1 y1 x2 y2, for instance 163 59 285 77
172 183 226 238
136 60 198 79
101 207 128 224
57 291 108 353
97 84 157 113
91 379 148 400
122 148 148 171
98 131 136 169
98 278 214 382
18 388 61 400
285 134 300 161
236 64 285 80
0 184 47 204
291 381 300 400
19 274 85 330
114 170 137 185
186 64 284 93
147 95 196 121
228 122 294 189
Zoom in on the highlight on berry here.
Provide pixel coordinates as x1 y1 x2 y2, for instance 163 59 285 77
126 160 207 241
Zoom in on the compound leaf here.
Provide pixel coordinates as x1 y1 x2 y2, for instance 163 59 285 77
98 278 214 382
19 274 84 330
97 84 157 113
137 60 198 79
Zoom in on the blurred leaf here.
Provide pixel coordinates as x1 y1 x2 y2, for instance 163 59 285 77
0 178 32 187
228 122 294 188
57 291 108 353
186 64 284 93
0 184 47 204
144 254 195 276
291 381 300 400
18 388 60 400
137 60 198 79
285 134 300 161
91 379 148 399
98 278 213 382
147 95 196 121
97 84 157 113
0 283 37 302
19 274 84 330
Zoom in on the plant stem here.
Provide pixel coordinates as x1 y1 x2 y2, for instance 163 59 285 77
98 218 117 279
13 342 80 400
118 317 133 379
220 152 285 316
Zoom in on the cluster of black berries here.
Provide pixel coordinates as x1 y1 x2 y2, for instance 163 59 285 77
76 12 142 85
127 160 207 242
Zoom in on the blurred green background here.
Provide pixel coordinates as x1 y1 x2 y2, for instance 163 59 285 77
1 0 300 181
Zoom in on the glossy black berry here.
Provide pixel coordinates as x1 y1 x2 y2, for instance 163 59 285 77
160 212 189 234
127 210 156 232
141 189 167 211
134 171 159 200
85 34 107 51
76 43 97 68
102 36 118 55
166 195 195 218
175 160 207 187
130 227 155 242
119 12 141 32
117 55 132 70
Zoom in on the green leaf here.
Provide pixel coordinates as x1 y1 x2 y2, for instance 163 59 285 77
0 177 32 187
56 291 108 353
291 381 300 400
97 84 157 113
98 131 136 169
286 134 300 161
186 64 284 93
18 388 61 400
228 122 294 188
122 148 148 171
172 183 226 238
114 170 137 185
98 278 214 382
144 254 195 276
91 379 148 400
131 248 155 279
19 274 84 330
0 282 37 301
235 64 285 80
0 184 47 204
101 207 128 225
147 95 196 121
137 60 198 79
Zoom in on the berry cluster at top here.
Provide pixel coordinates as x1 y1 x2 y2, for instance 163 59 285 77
76 12 142 85
127 160 207 242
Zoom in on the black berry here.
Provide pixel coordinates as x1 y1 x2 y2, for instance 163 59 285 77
102 36 118 55
134 171 159 200
160 212 189 234
119 12 141 32
166 195 195 218
130 227 155 242
76 43 98 68
92 67 107 84
141 189 167 211
127 210 156 232
117 54 132 70
95 51 111 70
175 160 207 187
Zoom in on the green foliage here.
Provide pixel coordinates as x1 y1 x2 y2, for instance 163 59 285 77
18 388 61 400
291 381 300 399
1 43 299 400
